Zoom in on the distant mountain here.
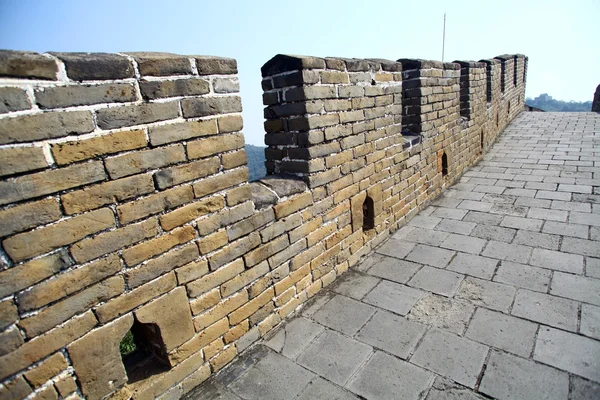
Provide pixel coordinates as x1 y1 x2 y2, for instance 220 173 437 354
526 94 592 112
245 144 267 181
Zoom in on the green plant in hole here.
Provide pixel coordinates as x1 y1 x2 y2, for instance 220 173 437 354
119 331 137 356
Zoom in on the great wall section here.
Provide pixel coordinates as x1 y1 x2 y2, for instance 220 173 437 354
0 50 527 400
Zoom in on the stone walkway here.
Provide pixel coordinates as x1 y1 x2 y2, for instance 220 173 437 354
186 112 600 400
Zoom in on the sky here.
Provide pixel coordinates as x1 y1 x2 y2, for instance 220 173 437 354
0 0 598 145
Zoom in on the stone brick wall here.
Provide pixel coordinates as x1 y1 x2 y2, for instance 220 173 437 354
0 50 527 400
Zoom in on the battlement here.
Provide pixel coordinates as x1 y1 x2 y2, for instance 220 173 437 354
0 49 526 400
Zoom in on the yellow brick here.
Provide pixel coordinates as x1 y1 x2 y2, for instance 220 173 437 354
209 345 237 372
273 192 313 219
223 320 249 344
51 129 147 165
197 230 228 255
228 287 274 325
202 338 224 360
122 225 196 266
3 208 115 262
193 290 248 330
186 258 244 297
168 318 228 365
160 196 225 231
189 288 221 315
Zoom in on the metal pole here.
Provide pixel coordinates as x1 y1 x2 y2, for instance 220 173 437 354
442 13 446 62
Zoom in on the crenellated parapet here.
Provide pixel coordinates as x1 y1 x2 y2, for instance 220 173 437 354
0 49 527 400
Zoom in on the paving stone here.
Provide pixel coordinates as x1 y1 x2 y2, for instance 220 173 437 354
570 212 600 227
407 294 475 335
493 261 551 292
489 203 528 217
431 207 468 220
301 291 335 317
425 376 486 400
511 289 578 331
446 253 498 280
591 226 600 241
465 308 537 357
482 240 532 264
570 376 600 400
534 326 600 382
264 317 324 360
528 207 568 222
513 230 560 250
440 233 487 254
366 257 422 284
463 211 504 226
483 194 517 205
552 200 591 212
550 272 600 306
433 196 462 208
296 377 359 400
479 350 569 400
410 329 488 388
561 237 600 258
515 196 552 209
229 350 314 400
457 200 493 212
504 188 537 198
446 190 485 201
347 351 433 400
500 215 543 231
407 215 441 229
406 244 455 268
536 190 571 201
296 330 371 386
186 379 239 400
407 266 464 297
456 277 516 312
559 184 593 194
312 295 375 336
435 219 476 235
587 257 600 279
394 226 450 246
363 280 423 315
330 271 379 300
474 185 505 194
580 304 600 340
470 224 516 243
530 248 584 273
375 238 415 259
542 221 589 239
356 309 426 359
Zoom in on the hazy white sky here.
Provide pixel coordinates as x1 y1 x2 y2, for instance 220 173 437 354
0 0 597 145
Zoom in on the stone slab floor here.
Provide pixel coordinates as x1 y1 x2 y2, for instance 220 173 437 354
186 112 600 400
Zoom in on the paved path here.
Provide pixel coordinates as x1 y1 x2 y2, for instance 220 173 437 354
187 112 600 400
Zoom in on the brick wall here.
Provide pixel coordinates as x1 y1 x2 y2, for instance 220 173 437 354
0 50 527 400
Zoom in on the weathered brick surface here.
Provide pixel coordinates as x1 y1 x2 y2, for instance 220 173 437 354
0 161 105 206
36 83 136 108
0 87 31 113
140 78 209 99
96 102 179 130
0 50 527 399
149 119 218 146
23 352 68 388
51 129 147 165
0 110 94 144
3 208 115 262
0 197 61 237
70 217 158 263
61 173 155 214
0 50 58 80
0 146 48 177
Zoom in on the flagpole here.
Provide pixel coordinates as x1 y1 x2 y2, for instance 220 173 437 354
442 13 446 62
